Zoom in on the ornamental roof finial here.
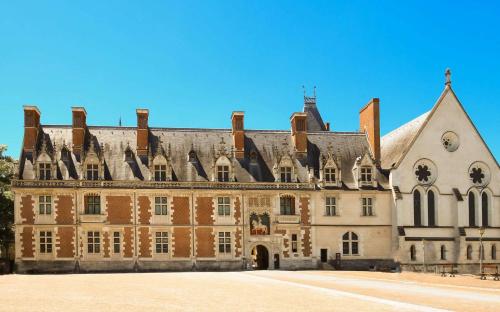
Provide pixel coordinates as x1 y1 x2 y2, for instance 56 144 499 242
445 68 451 87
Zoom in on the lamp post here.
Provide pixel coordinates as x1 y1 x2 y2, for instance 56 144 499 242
479 227 485 277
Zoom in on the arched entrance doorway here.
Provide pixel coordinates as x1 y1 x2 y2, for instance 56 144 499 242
251 245 269 270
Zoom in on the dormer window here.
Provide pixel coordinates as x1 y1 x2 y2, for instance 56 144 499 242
154 165 167 181
188 151 197 163
280 166 292 182
39 163 51 180
360 167 372 184
324 167 336 183
217 165 229 182
86 164 99 180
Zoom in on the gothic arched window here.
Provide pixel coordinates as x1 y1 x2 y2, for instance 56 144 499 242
492 245 497 260
466 245 473 260
410 245 416 261
413 190 422 226
428 190 436 226
468 192 476 227
482 192 489 227
440 245 446 260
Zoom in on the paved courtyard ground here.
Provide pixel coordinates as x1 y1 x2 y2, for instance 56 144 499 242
1 270 499 311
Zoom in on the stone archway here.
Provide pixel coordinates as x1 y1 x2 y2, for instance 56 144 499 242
251 245 269 270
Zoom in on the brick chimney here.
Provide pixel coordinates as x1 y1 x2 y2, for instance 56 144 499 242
72 107 87 156
23 106 41 152
231 111 244 159
359 98 380 161
136 108 149 156
290 112 308 153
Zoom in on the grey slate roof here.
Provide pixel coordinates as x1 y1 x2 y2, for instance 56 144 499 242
19 124 389 189
380 111 430 169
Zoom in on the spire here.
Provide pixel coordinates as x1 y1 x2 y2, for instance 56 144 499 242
119 116 122 127
445 68 451 87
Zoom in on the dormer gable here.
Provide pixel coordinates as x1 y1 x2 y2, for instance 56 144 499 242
353 153 377 188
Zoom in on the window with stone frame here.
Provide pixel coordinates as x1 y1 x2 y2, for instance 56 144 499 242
324 167 336 183
113 232 120 254
280 166 292 182
218 232 231 254
39 195 52 214
342 232 359 256
39 163 51 180
155 232 168 254
360 167 372 184
492 245 497 260
325 196 337 216
86 163 99 180
280 196 295 215
87 231 100 254
84 195 101 214
39 231 53 253
361 197 374 216
217 197 231 216
217 165 229 182
291 234 298 253
154 197 168 215
154 164 167 182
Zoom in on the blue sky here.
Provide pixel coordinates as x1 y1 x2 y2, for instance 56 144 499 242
0 1 498 159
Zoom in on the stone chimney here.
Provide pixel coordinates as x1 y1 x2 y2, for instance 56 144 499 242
290 112 308 153
359 98 380 161
72 107 87 156
231 111 245 159
136 109 149 156
23 106 41 152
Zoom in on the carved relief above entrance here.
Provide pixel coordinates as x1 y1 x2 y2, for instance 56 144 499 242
248 196 272 236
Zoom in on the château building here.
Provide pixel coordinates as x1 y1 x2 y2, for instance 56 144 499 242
13 70 500 273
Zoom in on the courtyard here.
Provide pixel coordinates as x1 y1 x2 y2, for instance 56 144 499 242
0 270 499 311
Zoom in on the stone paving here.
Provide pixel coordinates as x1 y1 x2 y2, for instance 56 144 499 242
1 271 499 311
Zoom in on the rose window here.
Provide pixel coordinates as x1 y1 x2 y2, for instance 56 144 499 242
413 159 437 185
468 162 490 186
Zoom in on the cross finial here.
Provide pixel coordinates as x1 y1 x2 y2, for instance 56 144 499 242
445 68 451 87
302 85 306 97
313 86 316 97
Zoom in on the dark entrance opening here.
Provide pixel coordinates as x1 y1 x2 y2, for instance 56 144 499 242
320 249 328 263
251 245 269 270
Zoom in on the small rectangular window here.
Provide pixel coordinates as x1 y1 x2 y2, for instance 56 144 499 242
325 197 336 216
113 232 120 254
86 164 99 180
324 168 336 183
87 231 100 254
217 166 229 182
362 197 373 216
85 195 101 214
39 195 52 214
40 231 52 253
155 232 168 254
39 163 51 180
154 197 168 215
217 197 231 216
291 234 298 253
280 167 292 182
218 232 231 253
360 167 372 184
154 165 167 181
